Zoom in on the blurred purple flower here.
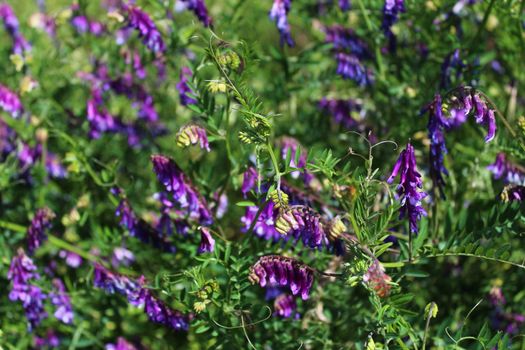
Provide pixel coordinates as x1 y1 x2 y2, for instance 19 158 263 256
112 247 135 268
319 98 363 130
0 84 24 118
241 167 260 197
59 250 83 268
274 293 297 318
424 94 449 194
106 338 139 350
324 25 371 57
198 227 215 254
269 0 294 47
176 67 197 106
249 255 315 300
335 52 373 86
387 143 427 233
50 278 74 324
381 0 405 52
0 117 16 158
440 49 465 89
27 207 55 255
34 330 60 348
0 4 31 54
176 0 212 26
487 153 525 185
125 5 165 53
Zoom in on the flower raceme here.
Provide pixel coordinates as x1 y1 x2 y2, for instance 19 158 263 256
275 205 329 249
177 67 198 106
176 124 210 152
27 207 55 255
269 0 294 47
0 84 24 118
387 143 427 233
249 255 315 300
487 153 525 185
123 4 165 53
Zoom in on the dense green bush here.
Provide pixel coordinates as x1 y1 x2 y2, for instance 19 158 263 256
1 0 524 349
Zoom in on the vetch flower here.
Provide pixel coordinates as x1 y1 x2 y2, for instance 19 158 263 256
275 205 328 249
424 94 449 195
363 260 392 298
324 25 370 57
0 84 24 118
387 143 427 233
335 52 373 86
106 338 139 350
59 250 83 268
269 0 294 47
7 249 47 331
241 201 283 242
440 49 465 89
176 67 197 106
176 124 210 151
241 167 260 197
176 0 212 26
487 153 525 185
93 264 141 302
27 207 55 255
274 294 297 318
34 330 60 348
111 246 135 268
50 278 74 324
0 4 31 55
500 185 525 202
249 255 315 300
471 92 497 142
0 117 16 159
339 0 350 11
381 0 405 52
319 98 363 130
198 227 215 254
124 5 165 53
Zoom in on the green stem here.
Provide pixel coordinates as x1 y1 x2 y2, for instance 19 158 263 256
408 252 525 270
47 235 100 264
0 220 26 232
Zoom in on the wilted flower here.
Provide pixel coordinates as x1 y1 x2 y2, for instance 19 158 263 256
151 155 213 225
269 0 294 47
124 5 165 53
249 255 315 300
8 249 47 331
198 227 215 254
27 207 55 255
275 206 328 249
106 337 139 350
0 84 24 118
176 124 210 151
116 197 177 253
274 293 297 318
387 143 427 233
363 260 392 298
487 153 524 185
50 278 74 324
176 0 212 26
176 67 197 106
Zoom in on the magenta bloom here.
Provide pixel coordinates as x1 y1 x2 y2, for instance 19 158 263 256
275 206 328 249
198 227 215 254
249 255 315 300
176 67 198 106
0 4 31 54
125 5 165 53
7 249 47 331
27 207 55 255
0 84 24 118
269 0 294 47
50 278 74 324
387 143 427 233
59 250 83 268
274 294 297 318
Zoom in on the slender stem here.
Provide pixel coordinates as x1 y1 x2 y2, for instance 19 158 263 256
407 252 525 270
408 229 413 263
422 306 434 350
0 220 26 232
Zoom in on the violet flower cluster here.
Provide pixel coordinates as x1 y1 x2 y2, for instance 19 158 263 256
241 166 260 197
324 25 373 85
16 143 67 180
93 265 191 331
70 4 105 36
381 0 405 53
387 143 427 233
116 196 177 253
177 66 198 106
0 84 24 118
241 201 283 242
487 153 525 185
124 4 165 53
176 123 210 151
275 206 329 249
269 0 294 47
249 255 315 300
50 278 74 324
0 3 31 55
7 249 47 331
176 0 212 27
27 207 55 255
151 154 213 226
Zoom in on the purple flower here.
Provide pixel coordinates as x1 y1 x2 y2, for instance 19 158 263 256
106 338 139 350
46 152 68 179
324 25 371 57
0 117 16 158
176 0 212 26
339 0 350 11
0 4 31 54
489 286 506 307
381 0 405 52
249 255 315 300
34 330 60 348
93 264 141 302
8 249 47 331
59 250 83 268
487 153 525 185
241 201 283 242
27 208 55 255
335 53 373 86
125 5 165 53
274 294 297 318
50 278 74 324
440 49 465 89
500 185 525 202
241 167 260 197
112 246 135 268
319 98 363 130
0 84 24 118
151 155 213 225
176 67 197 106
87 88 120 139
71 15 89 33
424 94 449 194
269 0 294 47
387 143 427 233
275 205 329 249
198 227 215 254
116 197 177 253
176 124 210 151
